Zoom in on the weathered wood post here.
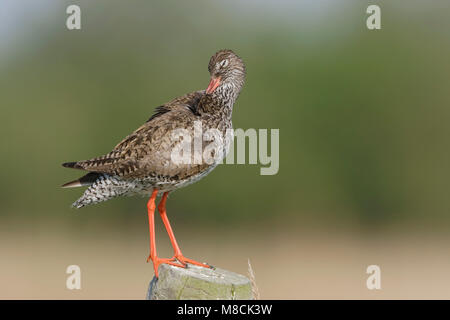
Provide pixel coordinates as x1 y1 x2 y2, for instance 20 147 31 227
146 263 254 300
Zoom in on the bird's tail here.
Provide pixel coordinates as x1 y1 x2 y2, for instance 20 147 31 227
62 162 129 208
62 161 84 170
70 174 128 208
61 172 101 188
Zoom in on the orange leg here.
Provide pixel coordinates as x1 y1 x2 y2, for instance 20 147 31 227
158 192 211 269
146 190 184 278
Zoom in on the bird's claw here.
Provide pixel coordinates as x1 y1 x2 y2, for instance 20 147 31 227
147 255 186 277
173 254 211 269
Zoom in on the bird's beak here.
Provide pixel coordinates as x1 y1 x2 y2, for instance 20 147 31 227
206 76 221 94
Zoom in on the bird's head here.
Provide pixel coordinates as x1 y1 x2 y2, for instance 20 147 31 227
206 49 246 95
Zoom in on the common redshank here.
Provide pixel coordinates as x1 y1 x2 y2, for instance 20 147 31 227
62 49 246 277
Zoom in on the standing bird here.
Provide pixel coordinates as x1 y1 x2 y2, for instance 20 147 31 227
62 49 246 277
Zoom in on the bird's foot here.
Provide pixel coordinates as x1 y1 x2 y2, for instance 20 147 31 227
147 255 185 278
173 254 211 269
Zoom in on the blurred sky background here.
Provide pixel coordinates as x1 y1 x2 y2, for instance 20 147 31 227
1 0 450 299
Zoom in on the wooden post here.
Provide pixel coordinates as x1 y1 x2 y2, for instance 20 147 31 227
146 263 254 300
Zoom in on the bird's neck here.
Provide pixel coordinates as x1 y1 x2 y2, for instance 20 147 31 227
198 81 241 116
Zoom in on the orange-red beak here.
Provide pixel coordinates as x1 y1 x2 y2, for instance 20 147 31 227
206 77 221 94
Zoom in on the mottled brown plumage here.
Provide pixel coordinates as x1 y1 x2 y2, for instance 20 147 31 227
62 49 246 208
64 91 208 179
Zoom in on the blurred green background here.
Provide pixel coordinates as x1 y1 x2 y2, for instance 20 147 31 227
1 0 450 299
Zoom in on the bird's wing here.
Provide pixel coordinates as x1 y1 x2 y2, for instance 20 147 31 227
145 90 204 123
63 90 209 179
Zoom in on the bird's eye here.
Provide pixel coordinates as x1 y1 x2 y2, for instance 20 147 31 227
218 59 229 69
